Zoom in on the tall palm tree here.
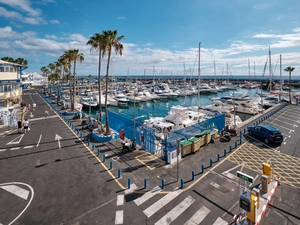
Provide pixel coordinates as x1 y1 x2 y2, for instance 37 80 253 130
86 32 106 124
284 66 295 104
15 58 28 65
62 49 84 111
102 30 125 135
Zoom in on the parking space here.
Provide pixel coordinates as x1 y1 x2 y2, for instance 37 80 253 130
226 141 300 187
135 152 166 170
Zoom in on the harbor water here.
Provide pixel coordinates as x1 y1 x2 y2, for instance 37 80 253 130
83 88 261 122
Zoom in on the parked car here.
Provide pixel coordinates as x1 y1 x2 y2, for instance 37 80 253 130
247 125 283 144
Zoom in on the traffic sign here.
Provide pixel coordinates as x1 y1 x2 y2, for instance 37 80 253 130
240 189 250 201
237 171 254 183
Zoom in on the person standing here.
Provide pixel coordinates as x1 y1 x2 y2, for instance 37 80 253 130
18 120 22 133
28 103 31 111
23 119 29 133
33 103 36 111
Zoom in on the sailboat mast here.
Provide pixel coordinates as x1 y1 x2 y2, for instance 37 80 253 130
269 46 272 92
280 54 282 99
248 59 251 82
198 42 201 109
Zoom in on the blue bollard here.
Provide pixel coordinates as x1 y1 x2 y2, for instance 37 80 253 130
110 160 113 170
240 131 242 137
97 148 100 156
103 154 107 162
244 128 246 134
92 144 95 151
240 137 243 144
88 139 90 146
201 164 204 173
127 178 131 189
217 154 220 162
118 168 121 178
210 158 213 167
192 170 195 181
180 178 184 189
162 178 165 189
230 145 232 152
80 132 82 138
144 178 147 189
235 141 238 148
84 136 87 142
224 149 227 157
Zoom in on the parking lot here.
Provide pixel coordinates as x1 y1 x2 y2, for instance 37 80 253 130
224 104 300 224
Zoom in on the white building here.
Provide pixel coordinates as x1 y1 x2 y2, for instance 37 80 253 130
0 59 27 127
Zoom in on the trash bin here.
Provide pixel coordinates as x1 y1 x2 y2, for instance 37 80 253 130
180 140 192 157
204 133 212 145
189 137 201 153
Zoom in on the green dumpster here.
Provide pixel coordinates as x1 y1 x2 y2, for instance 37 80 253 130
189 137 201 153
180 140 192 157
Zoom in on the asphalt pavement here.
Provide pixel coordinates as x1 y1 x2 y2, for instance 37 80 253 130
0 89 299 225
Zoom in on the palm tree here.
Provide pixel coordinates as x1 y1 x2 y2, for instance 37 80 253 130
1 57 15 63
86 32 106 124
102 30 125 135
62 49 84 111
284 66 295 104
15 58 28 65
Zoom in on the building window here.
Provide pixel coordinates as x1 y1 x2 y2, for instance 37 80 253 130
0 66 4 72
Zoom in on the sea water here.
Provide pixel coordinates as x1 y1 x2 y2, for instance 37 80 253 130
83 88 262 122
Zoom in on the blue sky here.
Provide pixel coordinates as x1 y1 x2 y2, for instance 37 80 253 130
0 0 300 77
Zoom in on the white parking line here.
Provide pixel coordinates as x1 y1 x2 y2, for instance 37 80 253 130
0 149 6 152
24 145 34 149
115 210 123 224
10 147 20 150
0 185 29 200
116 195 124 206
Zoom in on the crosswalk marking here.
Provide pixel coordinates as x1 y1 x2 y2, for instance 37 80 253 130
0 185 29 200
212 217 228 225
155 195 195 225
143 189 183 218
116 195 124 206
0 149 6 152
10 147 20 150
115 210 123 224
184 205 211 225
134 186 161 206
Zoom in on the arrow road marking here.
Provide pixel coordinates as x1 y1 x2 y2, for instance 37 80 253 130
45 110 49 115
0 185 29 200
55 134 62 149
6 134 24 145
29 112 34 118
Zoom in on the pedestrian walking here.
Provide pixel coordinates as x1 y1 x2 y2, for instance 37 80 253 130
33 103 36 111
23 119 29 133
28 103 31 111
18 120 22 133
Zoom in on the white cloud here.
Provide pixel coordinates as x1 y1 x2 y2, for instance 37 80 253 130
0 0 41 16
0 7 23 20
117 16 126 20
45 34 57 39
0 26 18 38
50 19 60 24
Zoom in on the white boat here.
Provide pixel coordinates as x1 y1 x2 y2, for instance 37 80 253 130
126 92 142 103
81 100 98 108
115 93 129 106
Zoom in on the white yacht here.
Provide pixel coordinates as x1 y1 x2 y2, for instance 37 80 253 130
115 93 129 106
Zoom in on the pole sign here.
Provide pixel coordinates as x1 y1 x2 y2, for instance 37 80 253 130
237 171 254 183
